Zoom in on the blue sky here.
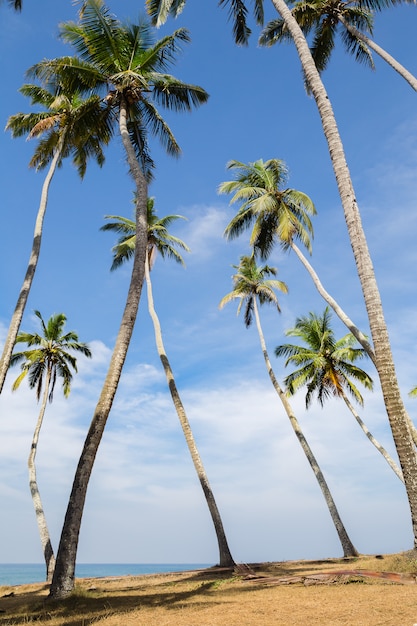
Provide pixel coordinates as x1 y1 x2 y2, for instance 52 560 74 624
0 0 417 566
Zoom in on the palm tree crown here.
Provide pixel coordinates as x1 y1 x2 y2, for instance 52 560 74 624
10 311 92 401
260 0 375 74
101 197 190 271
219 158 316 259
147 0 265 44
259 0 417 92
31 0 208 178
219 254 288 326
275 307 373 407
6 82 112 178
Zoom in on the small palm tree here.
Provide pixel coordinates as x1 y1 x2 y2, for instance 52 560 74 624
0 83 111 396
220 255 358 557
101 197 190 271
10 311 92 582
219 157 375 363
275 308 403 481
259 0 417 92
101 198 235 567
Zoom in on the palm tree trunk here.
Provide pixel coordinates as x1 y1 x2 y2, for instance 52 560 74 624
145 255 235 567
341 391 403 482
338 16 417 92
253 298 358 557
29 367 56 582
269 0 417 548
290 242 375 365
49 97 148 600
0 137 64 396
292 236 417 449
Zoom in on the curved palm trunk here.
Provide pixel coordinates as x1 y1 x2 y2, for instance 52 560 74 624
292 232 417 450
290 242 375 365
29 367 56 582
270 0 417 547
145 255 235 567
341 391 403 482
0 137 64 396
253 298 358 556
338 16 417 92
49 97 148 600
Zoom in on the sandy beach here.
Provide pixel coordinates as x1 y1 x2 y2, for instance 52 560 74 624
1 552 417 625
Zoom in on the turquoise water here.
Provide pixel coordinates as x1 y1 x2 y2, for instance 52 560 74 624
0 563 212 586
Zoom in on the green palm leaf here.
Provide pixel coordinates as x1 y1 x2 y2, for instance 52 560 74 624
275 307 373 407
220 158 316 258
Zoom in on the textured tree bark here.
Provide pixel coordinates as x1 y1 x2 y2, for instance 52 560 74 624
341 391 403 482
28 367 56 582
253 299 358 557
145 255 235 567
0 137 64 396
270 0 417 548
338 16 417 92
49 98 148 599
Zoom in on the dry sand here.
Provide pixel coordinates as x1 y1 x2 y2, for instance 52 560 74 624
1 553 417 625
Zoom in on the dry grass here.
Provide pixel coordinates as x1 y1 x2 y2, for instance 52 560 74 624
1 552 417 625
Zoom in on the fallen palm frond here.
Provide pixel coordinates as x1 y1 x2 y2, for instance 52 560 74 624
242 569 417 586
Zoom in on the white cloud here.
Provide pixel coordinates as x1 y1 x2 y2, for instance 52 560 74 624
0 308 414 566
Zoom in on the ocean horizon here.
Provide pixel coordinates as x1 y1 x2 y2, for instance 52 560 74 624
0 563 213 587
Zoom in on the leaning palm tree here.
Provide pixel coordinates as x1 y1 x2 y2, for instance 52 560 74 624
220 255 358 557
9 311 92 582
101 198 235 567
0 83 111 396
275 308 403 481
259 0 417 92
220 159 417 453
148 0 417 553
219 158 375 364
38 0 208 599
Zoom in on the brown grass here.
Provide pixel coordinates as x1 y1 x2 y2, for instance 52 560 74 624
1 552 417 625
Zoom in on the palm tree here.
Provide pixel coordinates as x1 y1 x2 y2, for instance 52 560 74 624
0 83 111 396
100 197 190 271
40 0 208 599
259 0 417 92
275 308 403 481
149 0 417 548
219 158 375 364
9 311 92 582
101 198 235 567
220 255 358 557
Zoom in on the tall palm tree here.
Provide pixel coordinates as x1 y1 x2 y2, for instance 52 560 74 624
219 158 375 364
40 0 208 599
9 311 92 582
220 255 358 557
101 199 235 567
259 0 417 92
149 0 417 548
275 308 403 481
0 84 111 396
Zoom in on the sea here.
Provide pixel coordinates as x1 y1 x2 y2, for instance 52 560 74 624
0 563 212 587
